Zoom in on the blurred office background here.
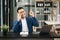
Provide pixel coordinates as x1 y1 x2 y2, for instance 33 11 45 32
0 0 60 32
0 0 14 31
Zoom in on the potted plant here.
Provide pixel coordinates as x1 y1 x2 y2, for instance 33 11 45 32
2 24 8 35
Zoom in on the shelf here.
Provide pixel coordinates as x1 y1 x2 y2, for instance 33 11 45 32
35 0 44 1
36 6 57 8
36 13 55 15
35 0 60 1
24 5 35 7
39 20 48 22
35 0 59 8
39 14 52 15
51 0 60 1
36 13 57 15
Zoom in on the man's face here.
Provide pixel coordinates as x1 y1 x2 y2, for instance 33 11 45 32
18 9 26 18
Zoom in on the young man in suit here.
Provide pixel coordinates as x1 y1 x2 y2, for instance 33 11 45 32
13 7 39 33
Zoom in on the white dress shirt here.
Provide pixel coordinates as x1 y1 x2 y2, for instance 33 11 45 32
21 18 28 32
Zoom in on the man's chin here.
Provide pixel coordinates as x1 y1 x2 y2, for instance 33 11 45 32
21 17 25 19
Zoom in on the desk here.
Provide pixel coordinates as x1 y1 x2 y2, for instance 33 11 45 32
45 21 60 31
0 32 60 40
45 21 60 25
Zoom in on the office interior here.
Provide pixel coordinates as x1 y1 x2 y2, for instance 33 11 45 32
0 0 60 40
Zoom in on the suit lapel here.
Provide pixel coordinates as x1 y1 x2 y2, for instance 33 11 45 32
26 17 29 27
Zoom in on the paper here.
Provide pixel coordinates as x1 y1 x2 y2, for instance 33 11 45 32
20 32 28 35
20 32 29 37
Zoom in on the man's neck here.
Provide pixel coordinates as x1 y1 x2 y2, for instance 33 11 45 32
21 17 26 20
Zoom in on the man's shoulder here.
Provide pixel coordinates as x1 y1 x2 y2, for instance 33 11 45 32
26 17 32 20
26 17 36 19
13 20 20 23
13 20 17 22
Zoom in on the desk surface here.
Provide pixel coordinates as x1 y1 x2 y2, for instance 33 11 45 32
0 32 60 38
45 21 60 25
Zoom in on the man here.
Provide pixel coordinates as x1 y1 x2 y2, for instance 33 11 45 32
13 7 39 33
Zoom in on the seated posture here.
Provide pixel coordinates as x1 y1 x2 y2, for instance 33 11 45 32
12 7 39 33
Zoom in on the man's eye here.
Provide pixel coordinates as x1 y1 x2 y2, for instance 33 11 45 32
20 11 24 13
20 12 22 13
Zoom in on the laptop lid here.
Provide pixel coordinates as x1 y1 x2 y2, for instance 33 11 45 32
40 25 52 35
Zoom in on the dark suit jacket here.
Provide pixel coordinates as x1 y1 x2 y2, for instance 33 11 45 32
13 17 39 33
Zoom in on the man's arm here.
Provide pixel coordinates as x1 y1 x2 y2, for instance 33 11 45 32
12 20 21 33
12 14 21 33
31 17 39 27
29 10 39 27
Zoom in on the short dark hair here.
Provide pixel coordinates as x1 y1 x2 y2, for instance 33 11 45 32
17 7 24 12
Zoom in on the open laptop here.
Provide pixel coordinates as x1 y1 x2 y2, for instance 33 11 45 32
39 25 52 35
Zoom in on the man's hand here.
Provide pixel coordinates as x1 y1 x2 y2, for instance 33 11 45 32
17 14 21 21
29 10 34 17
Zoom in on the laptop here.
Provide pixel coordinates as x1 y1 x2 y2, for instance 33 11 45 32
39 25 52 35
